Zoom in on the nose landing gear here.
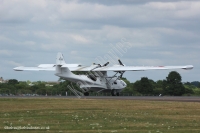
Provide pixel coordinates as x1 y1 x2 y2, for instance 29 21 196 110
111 89 120 96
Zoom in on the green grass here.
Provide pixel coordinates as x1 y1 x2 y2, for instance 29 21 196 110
0 98 200 133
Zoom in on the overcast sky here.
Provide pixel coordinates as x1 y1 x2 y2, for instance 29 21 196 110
0 0 199 82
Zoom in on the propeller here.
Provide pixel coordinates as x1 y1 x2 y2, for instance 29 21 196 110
91 62 109 71
118 59 124 66
93 63 101 67
102 62 109 67
93 62 109 67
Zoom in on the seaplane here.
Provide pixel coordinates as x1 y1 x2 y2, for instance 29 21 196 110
13 53 193 96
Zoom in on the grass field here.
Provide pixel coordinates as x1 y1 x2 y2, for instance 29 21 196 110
0 98 200 133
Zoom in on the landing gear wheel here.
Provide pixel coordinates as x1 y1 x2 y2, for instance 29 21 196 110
84 92 89 96
116 92 120 96
111 89 117 96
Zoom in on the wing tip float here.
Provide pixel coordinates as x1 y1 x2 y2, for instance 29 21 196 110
182 65 194 70
13 66 24 71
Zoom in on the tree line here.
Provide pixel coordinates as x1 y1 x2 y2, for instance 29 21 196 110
0 71 199 96
123 71 200 96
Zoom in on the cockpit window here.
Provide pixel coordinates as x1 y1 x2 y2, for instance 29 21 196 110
121 81 126 86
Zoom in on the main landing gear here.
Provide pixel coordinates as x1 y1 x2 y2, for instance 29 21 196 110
84 92 89 96
111 89 119 96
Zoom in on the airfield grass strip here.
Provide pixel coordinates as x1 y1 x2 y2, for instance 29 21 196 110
0 98 200 133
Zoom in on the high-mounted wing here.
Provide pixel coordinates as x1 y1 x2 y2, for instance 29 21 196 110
66 65 194 71
14 64 193 72
13 52 193 72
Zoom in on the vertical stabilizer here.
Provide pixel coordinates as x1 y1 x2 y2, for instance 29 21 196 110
55 53 79 81
56 52 66 65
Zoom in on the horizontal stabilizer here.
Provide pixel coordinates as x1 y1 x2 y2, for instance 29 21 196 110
38 64 55 68
13 66 55 71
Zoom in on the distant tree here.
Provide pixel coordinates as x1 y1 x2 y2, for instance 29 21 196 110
163 71 185 96
30 85 39 93
134 77 154 95
152 80 164 95
156 80 163 88
16 82 29 90
26 80 32 85
55 80 79 95
37 82 46 89
36 88 46 95
184 82 191 85
8 79 19 85
191 81 200 87
72 71 88 75
184 87 194 95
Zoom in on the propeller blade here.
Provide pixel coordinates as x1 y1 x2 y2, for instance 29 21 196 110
93 63 101 67
118 59 124 66
103 62 109 67
91 62 108 71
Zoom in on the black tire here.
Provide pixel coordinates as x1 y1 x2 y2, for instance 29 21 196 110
116 92 120 96
84 92 89 96
111 89 116 96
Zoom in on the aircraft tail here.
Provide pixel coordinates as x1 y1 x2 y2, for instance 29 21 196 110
55 52 77 80
56 52 66 65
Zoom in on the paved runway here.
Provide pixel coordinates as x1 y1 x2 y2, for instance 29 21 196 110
0 96 200 102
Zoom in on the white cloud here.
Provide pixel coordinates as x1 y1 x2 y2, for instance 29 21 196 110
145 1 200 19
58 2 129 20
6 61 22 67
0 0 199 82
153 51 174 56
70 34 90 44
134 59 164 66
19 31 29 36
145 2 180 10
175 2 200 18
22 41 36 46
0 50 12 56
33 31 50 39
41 43 66 51
70 50 78 55
0 35 12 43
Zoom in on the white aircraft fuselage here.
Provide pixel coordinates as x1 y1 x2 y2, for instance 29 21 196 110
55 65 126 95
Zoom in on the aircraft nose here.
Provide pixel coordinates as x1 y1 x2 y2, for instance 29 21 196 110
122 81 127 88
124 82 127 87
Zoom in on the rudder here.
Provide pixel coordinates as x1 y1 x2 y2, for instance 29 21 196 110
56 52 66 65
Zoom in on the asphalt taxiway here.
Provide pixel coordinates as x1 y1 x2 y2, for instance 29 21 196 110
0 96 200 102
